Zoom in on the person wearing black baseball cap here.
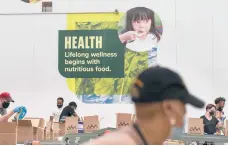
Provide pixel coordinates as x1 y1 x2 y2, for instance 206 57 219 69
85 66 205 145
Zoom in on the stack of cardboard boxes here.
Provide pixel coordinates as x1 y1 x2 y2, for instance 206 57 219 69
0 118 45 145
0 122 17 145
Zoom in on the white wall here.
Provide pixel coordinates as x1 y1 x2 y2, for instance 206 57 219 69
0 0 227 131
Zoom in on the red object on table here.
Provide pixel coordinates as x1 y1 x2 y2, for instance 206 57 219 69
104 130 111 134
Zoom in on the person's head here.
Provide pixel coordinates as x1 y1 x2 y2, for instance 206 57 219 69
214 97 226 111
0 92 14 109
205 104 216 116
131 66 205 142
57 97 64 109
125 7 161 41
69 102 77 110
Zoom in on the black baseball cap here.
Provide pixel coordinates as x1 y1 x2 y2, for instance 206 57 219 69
131 66 205 108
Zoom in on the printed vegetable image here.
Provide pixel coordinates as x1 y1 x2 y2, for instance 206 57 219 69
65 10 162 104
66 21 148 104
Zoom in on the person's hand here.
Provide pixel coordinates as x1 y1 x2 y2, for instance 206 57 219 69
13 106 26 113
119 31 138 43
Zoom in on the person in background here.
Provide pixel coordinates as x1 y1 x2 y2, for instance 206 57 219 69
85 66 205 145
0 106 26 122
214 97 226 121
0 92 15 116
52 97 64 122
200 104 223 135
59 101 78 123
214 97 226 135
215 97 226 112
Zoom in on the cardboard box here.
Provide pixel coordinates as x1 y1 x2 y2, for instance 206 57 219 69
58 117 78 136
65 117 78 134
16 120 34 143
83 115 100 133
116 113 133 129
13 118 45 143
188 118 204 135
45 121 54 140
59 123 65 136
53 122 60 140
24 118 45 140
0 122 17 145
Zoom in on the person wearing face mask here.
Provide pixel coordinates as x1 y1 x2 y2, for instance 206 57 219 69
84 66 205 145
214 97 226 122
200 104 222 135
0 92 27 122
59 101 78 123
0 92 15 116
215 97 226 112
52 97 64 122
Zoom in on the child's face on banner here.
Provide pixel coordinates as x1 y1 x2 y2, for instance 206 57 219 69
132 19 152 38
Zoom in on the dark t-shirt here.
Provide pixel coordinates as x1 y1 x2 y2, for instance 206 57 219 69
59 106 76 122
200 115 219 134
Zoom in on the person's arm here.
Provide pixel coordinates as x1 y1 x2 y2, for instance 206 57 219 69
0 110 15 122
73 113 78 117
215 118 220 128
119 31 137 43
119 33 128 43
0 106 27 122
69 108 78 117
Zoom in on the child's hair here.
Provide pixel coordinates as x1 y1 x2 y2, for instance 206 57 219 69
125 7 161 41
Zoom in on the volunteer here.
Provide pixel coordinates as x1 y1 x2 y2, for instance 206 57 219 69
214 97 226 135
0 106 26 122
215 97 226 112
85 66 205 145
52 97 64 122
200 104 222 134
59 101 78 122
0 92 14 115
214 97 226 121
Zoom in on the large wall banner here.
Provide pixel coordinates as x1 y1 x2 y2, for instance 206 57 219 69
58 7 163 104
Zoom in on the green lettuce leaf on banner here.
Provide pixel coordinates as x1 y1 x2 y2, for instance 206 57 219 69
117 49 148 95
75 22 118 30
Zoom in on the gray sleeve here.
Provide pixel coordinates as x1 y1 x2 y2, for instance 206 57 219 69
0 108 7 116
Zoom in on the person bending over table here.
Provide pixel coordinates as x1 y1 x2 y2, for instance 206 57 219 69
59 101 79 122
200 104 224 135
59 101 84 133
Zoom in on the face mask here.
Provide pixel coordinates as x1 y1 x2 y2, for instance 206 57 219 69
2 102 10 109
57 104 63 109
209 111 215 116
168 118 185 140
218 107 223 112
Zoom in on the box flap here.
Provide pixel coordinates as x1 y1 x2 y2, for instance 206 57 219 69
0 122 17 133
46 122 52 130
17 120 33 126
24 117 45 128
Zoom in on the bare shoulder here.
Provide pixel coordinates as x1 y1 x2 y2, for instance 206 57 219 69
83 130 136 145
